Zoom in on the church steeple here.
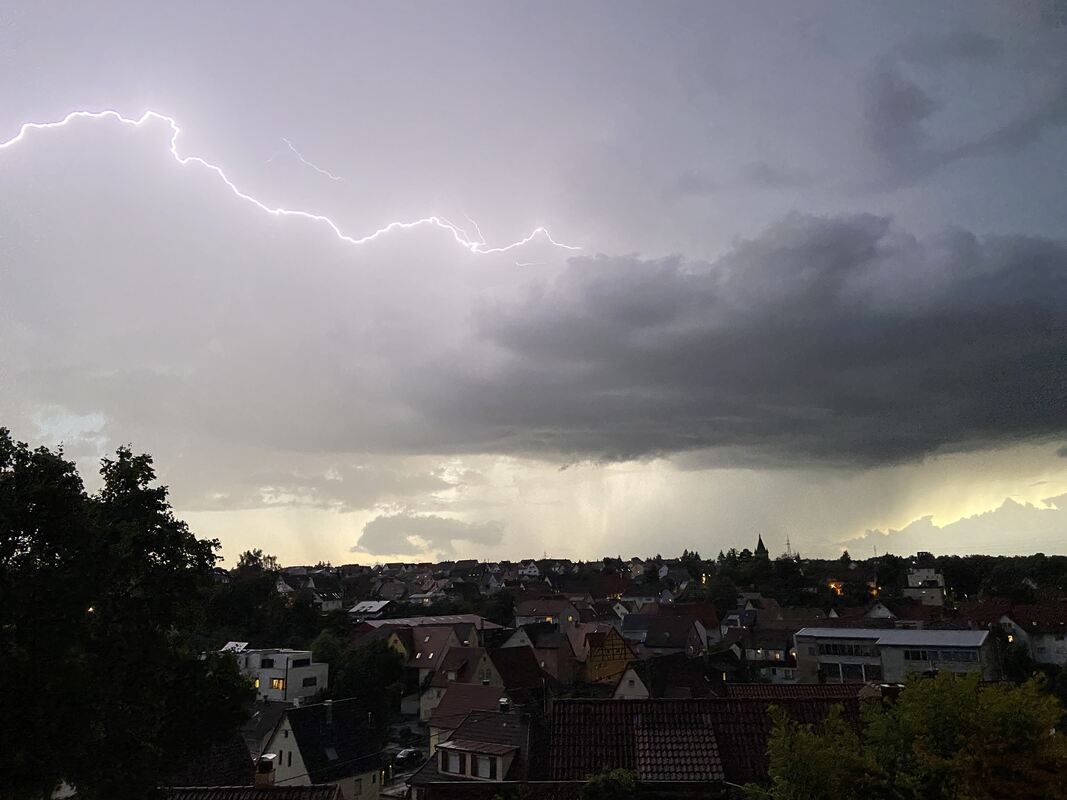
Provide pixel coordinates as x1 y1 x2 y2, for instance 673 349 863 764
755 534 769 558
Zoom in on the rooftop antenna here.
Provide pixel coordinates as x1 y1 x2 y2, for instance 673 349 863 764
785 535 793 558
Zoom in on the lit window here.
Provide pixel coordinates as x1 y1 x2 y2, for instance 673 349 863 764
271 678 286 690
254 678 261 689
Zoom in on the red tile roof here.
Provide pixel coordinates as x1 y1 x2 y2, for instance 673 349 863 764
429 683 507 730
166 788 342 800
548 696 860 785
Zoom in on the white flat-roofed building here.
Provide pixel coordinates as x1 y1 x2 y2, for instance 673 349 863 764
223 643 329 703
794 628 997 683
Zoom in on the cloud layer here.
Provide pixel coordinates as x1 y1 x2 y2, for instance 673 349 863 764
353 512 505 557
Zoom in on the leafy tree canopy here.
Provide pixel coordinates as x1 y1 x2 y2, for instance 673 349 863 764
0 429 253 799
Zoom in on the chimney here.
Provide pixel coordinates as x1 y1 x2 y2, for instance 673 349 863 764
324 699 333 725
499 697 511 714
255 754 277 788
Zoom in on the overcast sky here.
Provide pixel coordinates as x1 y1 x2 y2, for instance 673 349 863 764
2 1 1066 565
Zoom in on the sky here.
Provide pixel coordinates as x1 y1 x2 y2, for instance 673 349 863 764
2 1 1066 565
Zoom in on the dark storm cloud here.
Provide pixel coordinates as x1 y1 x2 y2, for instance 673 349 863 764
437 214 1067 465
862 31 1067 185
896 31 1003 67
353 512 504 556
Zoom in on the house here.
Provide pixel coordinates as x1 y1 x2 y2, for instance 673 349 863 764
427 684 508 754
409 707 535 800
620 613 655 644
419 646 486 721
224 644 328 704
548 696 860 789
373 578 408 601
518 560 541 578
501 622 580 685
467 647 557 702
902 566 946 606
389 625 458 680
656 602 722 645
719 608 757 637
637 617 706 659
583 626 633 683
1000 603 1067 665
794 627 998 683
263 699 383 800
739 628 797 683
613 652 712 699
620 583 660 609
347 600 391 621
513 598 580 629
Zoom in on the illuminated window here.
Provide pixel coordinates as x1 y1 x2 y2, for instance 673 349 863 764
271 678 286 690
254 678 260 689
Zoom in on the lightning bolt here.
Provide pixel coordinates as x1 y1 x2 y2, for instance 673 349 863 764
0 109 580 255
280 137 344 182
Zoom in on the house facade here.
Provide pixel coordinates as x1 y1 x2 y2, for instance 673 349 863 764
264 699 382 800
225 644 329 703
794 628 997 683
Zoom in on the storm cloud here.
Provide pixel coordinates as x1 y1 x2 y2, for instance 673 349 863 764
353 512 505 557
438 215 1067 464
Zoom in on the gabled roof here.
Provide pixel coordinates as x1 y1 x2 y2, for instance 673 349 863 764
548 697 860 785
514 597 577 617
166 735 254 787
1004 603 1067 635
166 789 342 800
410 710 533 786
429 646 486 687
362 614 502 629
428 683 508 730
283 699 383 783
411 626 454 665
643 617 699 649
487 646 555 691
655 602 720 630
622 653 712 699
721 683 864 700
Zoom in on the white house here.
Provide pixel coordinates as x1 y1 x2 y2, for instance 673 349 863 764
264 699 381 800
224 643 329 703
794 628 997 683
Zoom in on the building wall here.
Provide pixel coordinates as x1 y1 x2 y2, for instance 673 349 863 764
586 629 632 682
265 717 309 786
613 668 649 699
902 586 945 606
1031 632 1067 666
794 635 881 683
880 644 992 682
334 768 381 800
241 650 328 703
419 686 447 722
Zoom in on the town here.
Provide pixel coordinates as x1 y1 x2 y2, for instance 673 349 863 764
5 429 1067 799
186 540 1067 799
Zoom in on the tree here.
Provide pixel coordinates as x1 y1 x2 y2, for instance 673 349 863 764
0 429 253 799
756 673 1067 800
485 590 516 627
581 768 639 800
329 640 405 737
236 548 280 573
752 705 879 800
